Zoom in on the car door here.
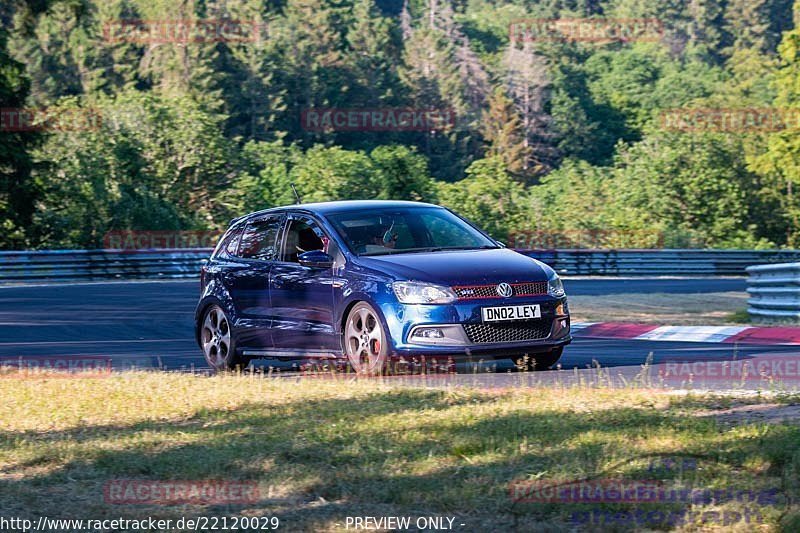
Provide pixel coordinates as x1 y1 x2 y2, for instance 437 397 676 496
269 213 340 354
223 213 284 349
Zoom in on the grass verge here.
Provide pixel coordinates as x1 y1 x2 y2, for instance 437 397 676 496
569 292 750 325
1 373 798 531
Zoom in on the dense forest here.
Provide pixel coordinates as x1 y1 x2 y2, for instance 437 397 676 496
2 0 800 250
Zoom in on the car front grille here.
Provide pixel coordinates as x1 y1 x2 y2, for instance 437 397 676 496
453 281 548 300
463 320 552 344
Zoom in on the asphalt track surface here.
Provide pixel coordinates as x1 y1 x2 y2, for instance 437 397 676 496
3 277 797 391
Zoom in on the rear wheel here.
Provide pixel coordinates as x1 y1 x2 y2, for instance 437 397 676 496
514 347 563 371
344 302 388 376
201 305 250 372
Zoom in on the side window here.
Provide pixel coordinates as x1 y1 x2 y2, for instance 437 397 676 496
213 225 244 259
238 215 283 261
281 218 326 263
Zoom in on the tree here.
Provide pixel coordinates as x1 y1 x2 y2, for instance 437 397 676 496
480 87 531 178
398 0 487 180
200 0 287 141
749 19 800 246
1 0 80 248
530 158 663 248
31 90 238 248
722 0 772 56
503 42 557 174
612 134 770 248
278 0 351 145
369 144 436 201
437 156 529 241
0 23 38 248
289 145 380 203
232 141 302 213
346 0 400 107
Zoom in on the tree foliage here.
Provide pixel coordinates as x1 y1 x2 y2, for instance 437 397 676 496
2 0 800 249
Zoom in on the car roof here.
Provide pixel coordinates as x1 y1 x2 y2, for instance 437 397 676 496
231 200 443 224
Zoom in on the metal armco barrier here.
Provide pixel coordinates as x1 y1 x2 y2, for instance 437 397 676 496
522 249 800 277
2 248 800 284
0 249 212 283
746 263 800 323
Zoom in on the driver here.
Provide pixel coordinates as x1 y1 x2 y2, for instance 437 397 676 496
372 222 397 249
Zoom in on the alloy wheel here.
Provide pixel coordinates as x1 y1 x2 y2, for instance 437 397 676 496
345 304 386 375
202 305 232 370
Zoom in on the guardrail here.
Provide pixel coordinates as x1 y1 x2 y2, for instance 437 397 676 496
2 248 800 284
746 263 800 323
0 249 211 283
522 249 800 277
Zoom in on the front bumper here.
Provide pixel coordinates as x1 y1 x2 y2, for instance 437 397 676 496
379 296 571 358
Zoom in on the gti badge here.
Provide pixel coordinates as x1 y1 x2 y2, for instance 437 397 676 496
496 282 513 298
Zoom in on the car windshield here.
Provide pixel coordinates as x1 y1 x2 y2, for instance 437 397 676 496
327 207 499 256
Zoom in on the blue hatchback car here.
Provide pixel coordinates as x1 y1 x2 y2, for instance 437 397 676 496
196 200 570 374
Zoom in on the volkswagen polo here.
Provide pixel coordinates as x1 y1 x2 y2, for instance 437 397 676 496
195 200 570 374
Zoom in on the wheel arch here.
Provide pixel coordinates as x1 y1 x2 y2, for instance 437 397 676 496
339 295 395 352
195 295 231 346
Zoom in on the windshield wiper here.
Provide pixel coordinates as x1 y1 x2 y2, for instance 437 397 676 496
361 247 438 256
361 245 498 256
427 245 499 252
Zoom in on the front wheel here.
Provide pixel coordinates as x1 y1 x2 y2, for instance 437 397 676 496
201 305 250 372
514 347 563 371
344 302 388 376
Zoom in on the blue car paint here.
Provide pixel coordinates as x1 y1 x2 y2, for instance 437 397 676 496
196 200 571 361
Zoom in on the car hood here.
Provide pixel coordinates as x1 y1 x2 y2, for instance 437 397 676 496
356 248 554 285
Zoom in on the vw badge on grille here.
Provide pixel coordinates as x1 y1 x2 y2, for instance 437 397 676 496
496 283 513 298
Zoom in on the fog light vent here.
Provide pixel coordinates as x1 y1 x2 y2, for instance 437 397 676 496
415 328 444 339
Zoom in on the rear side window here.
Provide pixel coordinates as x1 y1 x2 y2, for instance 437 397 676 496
213 225 244 259
238 215 284 261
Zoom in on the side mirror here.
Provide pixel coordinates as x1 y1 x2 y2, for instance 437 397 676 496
298 250 334 268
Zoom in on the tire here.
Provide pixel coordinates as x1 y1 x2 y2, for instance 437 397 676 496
343 302 388 376
514 346 563 371
200 304 250 372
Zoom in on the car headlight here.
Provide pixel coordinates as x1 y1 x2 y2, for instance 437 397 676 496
393 281 457 304
548 275 565 298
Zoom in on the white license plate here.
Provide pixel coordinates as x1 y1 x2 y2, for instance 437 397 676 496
482 304 541 322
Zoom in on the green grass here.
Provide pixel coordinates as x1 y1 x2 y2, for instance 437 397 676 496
726 309 751 324
1 373 799 531
569 292 750 325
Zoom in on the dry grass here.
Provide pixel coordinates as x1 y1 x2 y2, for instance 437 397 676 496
569 292 749 325
0 373 798 531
